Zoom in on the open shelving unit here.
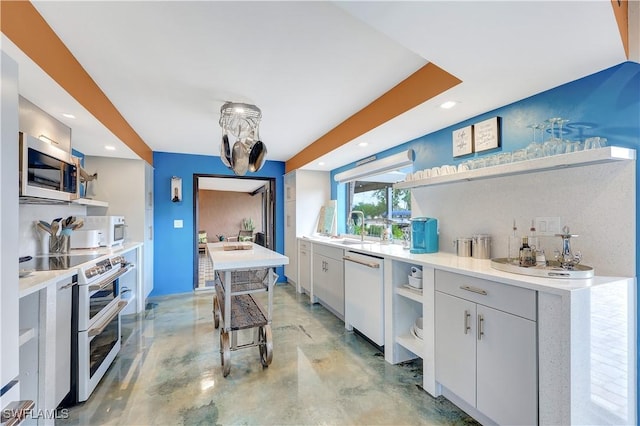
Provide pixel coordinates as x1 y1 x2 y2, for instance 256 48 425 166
395 146 635 190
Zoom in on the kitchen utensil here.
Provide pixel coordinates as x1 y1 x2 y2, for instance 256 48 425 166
454 237 473 257
19 256 32 263
38 220 51 233
472 234 492 259
50 220 60 237
220 133 232 167
248 140 267 172
231 140 249 176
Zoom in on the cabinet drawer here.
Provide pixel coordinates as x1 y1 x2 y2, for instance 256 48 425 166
435 270 536 320
313 243 343 261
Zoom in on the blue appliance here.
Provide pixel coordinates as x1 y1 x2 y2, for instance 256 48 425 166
410 217 438 254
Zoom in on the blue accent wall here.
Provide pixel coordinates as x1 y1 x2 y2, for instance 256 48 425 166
151 152 285 296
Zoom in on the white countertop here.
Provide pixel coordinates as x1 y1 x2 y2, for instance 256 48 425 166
19 242 143 298
302 236 632 295
207 242 289 271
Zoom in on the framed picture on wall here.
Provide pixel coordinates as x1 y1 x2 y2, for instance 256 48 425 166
473 116 501 152
452 125 473 157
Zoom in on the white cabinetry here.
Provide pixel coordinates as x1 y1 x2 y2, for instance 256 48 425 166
1 51 21 413
54 276 73 405
312 243 344 319
435 270 537 426
298 239 311 294
84 156 154 313
344 251 384 346
283 170 329 287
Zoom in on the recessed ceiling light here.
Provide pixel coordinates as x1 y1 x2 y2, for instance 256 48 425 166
358 142 368 147
104 145 116 151
440 101 458 109
62 113 75 119
318 161 325 166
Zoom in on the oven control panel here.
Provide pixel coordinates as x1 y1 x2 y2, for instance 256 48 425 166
84 258 114 279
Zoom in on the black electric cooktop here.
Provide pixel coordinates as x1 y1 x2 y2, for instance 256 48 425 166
21 254 104 271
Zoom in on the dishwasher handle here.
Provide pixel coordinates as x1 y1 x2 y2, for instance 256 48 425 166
343 255 380 269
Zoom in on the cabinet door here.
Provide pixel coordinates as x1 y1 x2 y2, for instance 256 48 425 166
435 291 476 406
284 200 297 283
312 254 328 302
325 257 344 317
476 305 537 426
55 277 73 405
298 243 310 292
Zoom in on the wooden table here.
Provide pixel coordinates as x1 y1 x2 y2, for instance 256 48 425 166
207 242 288 376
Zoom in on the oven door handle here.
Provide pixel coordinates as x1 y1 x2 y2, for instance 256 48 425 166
88 265 133 292
88 301 127 337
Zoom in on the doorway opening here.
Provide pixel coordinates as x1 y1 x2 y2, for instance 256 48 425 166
193 174 276 290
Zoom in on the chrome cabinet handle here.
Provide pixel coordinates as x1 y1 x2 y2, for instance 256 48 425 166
464 310 471 334
460 285 488 296
477 314 485 340
59 281 75 290
342 256 380 269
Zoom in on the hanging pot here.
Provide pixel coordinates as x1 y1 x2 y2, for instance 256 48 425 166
248 140 267 172
231 140 249 176
220 133 232 168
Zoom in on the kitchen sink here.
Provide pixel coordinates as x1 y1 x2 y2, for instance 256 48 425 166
339 239 377 246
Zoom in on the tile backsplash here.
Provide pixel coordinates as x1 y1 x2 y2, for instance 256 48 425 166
19 204 87 257
412 160 635 277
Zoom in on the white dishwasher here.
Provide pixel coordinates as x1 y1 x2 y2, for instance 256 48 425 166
343 250 384 347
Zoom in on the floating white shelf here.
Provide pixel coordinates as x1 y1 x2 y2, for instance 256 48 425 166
396 333 423 358
396 286 423 303
72 198 109 207
395 146 636 190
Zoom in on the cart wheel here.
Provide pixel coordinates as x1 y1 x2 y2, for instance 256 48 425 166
258 325 273 367
220 331 231 377
213 295 220 329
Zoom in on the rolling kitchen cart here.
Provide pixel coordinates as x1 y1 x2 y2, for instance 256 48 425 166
213 267 277 376
208 242 288 377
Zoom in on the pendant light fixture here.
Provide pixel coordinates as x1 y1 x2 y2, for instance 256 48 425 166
218 102 267 175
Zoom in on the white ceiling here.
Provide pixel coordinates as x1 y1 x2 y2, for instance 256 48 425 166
2 1 627 172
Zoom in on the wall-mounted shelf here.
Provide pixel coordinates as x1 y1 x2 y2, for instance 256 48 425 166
72 198 109 207
395 146 635 190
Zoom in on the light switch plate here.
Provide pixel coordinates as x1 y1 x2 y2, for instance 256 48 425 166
535 217 561 236
174 219 183 229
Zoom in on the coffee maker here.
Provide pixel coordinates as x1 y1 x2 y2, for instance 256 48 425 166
410 217 439 254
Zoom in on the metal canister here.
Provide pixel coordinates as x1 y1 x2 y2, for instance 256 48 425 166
472 234 492 259
454 237 473 257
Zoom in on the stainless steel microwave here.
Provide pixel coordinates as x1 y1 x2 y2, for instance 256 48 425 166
19 132 79 201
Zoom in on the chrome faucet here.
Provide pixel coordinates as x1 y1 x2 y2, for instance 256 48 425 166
349 210 365 242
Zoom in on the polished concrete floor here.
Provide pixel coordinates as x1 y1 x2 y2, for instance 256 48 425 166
60 284 478 425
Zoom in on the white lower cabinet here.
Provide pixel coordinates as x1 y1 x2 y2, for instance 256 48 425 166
435 270 537 426
54 275 74 405
298 239 311 294
312 244 344 318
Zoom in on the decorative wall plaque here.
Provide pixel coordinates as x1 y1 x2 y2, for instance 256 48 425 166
452 125 473 157
473 117 501 152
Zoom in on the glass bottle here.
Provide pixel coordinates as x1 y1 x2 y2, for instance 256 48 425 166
508 219 519 263
519 236 535 267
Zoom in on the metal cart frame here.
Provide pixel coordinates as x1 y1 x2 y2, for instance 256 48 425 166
212 267 278 376
207 242 288 377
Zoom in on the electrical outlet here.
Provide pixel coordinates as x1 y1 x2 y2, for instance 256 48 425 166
174 219 183 229
535 217 561 236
